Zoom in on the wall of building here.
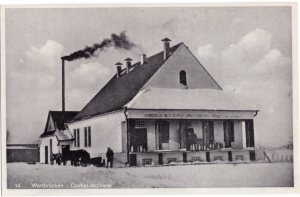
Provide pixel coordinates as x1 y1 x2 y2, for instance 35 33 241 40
39 136 59 164
68 111 126 158
7 149 39 163
142 44 221 90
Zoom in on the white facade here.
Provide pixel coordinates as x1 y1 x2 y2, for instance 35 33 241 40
67 110 126 158
39 136 59 164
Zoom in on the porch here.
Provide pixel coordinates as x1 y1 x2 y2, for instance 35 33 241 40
125 116 256 166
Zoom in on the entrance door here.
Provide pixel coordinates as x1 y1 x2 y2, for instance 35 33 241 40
62 145 70 155
45 146 48 164
224 121 234 148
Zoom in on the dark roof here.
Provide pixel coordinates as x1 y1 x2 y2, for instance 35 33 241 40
73 43 183 121
40 111 79 138
50 111 79 130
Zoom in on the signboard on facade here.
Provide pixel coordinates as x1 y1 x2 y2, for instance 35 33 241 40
128 109 255 120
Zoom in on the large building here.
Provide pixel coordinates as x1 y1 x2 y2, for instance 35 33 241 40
65 38 258 166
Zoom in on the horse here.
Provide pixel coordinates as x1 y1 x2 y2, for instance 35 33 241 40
62 149 90 167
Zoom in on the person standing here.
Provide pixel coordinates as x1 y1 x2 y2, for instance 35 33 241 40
106 147 114 168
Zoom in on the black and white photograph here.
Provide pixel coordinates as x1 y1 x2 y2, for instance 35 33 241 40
1 3 298 195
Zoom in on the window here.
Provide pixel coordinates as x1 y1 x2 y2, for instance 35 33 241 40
179 70 187 86
88 126 91 147
167 158 176 163
84 126 92 147
185 121 191 128
142 159 152 166
135 120 145 127
74 129 80 147
50 139 52 153
214 156 222 161
77 129 80 147
84 127 87 147
26 151 32 156
236 155 244 161
192 157 200 162
73 129 76 147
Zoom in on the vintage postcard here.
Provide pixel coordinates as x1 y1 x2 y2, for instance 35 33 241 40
1 3 299 195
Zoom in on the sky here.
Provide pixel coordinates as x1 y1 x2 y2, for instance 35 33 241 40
4 6 293 148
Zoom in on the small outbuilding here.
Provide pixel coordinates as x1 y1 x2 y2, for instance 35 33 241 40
7 144 39 163
39 111 78 164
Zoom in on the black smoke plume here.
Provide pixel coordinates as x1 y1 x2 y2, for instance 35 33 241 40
62 31 135 61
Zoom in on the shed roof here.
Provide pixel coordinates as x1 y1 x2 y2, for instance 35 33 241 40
72 43 183 121
125 88 258 111
55 130 73 141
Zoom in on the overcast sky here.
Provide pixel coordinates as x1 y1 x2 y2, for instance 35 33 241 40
5 6 293 148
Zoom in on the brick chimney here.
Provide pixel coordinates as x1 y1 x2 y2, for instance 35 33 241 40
161 37 171 60
124 58 133 74
115 62 123 78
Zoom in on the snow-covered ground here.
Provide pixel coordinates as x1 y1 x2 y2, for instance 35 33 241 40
6 162 293 189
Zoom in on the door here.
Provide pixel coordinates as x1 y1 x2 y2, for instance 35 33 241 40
45 146 48 164
158 153 163 165
130 154 137 166
62 145 70 155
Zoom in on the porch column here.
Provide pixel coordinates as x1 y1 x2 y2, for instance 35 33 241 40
242 121 246 148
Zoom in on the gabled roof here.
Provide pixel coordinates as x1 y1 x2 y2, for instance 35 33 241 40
40 111 79 138
126 88 258 111
72 43 183 121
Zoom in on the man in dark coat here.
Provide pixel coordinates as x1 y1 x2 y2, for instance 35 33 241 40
106 147 114 168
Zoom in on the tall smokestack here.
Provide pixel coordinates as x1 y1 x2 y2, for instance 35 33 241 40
61 58 65 123
115 62 123 78
124 58 132 74
161 37 171 60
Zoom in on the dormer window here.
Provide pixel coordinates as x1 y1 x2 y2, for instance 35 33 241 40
179 70 187 86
